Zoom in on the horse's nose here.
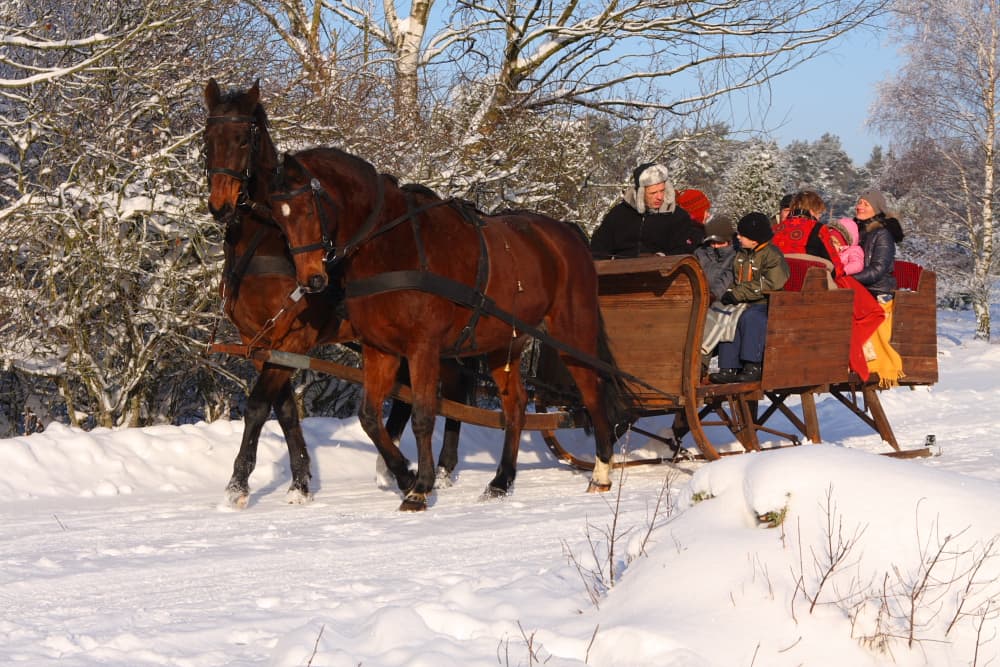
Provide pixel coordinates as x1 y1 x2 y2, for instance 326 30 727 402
306 274 328 293
208 201 232 222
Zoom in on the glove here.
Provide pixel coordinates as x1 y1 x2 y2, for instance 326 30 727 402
720 291 737 306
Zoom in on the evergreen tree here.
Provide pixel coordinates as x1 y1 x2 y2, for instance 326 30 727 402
718 140 785 219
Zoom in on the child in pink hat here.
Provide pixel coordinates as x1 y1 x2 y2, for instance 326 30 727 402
827 217 864 276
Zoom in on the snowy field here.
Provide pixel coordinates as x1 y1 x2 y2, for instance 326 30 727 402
2 308 1000 666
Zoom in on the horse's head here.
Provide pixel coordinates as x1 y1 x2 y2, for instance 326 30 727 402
271 152 338 293
203 78 274 223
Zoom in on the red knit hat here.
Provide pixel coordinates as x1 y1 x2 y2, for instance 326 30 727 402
676 189 710 225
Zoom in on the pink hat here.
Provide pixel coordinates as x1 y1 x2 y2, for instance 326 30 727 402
828 217 859 245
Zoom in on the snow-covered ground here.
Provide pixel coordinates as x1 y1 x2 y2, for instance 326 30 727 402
2 308 999 666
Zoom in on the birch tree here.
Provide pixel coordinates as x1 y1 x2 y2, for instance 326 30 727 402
872 0 998 340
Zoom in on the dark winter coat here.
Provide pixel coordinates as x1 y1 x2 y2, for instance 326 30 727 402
590 202 704 259
771 213 845 277
853 215 904 298
727 242 790 304
694 243 736 301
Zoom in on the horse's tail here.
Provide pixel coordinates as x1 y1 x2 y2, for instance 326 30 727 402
596 310 637 436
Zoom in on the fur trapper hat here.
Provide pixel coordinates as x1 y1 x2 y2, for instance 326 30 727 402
676 188 710 224
737 212 773 243
828 217 859 246
623 162 676 214
703 214 734 243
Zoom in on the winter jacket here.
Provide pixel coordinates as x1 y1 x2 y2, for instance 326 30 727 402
853 215 904 298
726 242 790 304
771 213 845 277
694 243 736 301
590 202 705 259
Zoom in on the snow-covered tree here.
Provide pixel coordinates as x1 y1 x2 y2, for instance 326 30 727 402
717 140 785 220
871 0 999 340
0 0 258 427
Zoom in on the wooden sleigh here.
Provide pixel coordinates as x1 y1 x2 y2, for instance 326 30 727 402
584 255 935 462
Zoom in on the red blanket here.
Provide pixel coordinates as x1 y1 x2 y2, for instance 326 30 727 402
834 275 884 381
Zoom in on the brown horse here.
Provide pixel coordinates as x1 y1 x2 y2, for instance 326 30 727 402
269 147 629 511
203 79 468 507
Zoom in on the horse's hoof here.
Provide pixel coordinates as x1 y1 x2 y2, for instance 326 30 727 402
480 485 508 501
224 488 249 509
435 467 454 489
586 480 612 493
399 492 427 512
285 487 313 505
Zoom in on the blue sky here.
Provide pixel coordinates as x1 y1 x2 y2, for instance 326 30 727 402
726 27 902 165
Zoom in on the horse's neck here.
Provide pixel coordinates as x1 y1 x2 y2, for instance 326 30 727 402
251 133 279 204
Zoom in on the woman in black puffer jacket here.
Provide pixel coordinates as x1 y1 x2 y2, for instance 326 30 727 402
852 189 905 301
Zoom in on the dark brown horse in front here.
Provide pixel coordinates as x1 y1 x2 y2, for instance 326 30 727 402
269 147 629 511
203 79 468 506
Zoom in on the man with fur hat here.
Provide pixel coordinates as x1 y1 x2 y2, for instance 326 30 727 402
590 162 704 259
853 189 905 301
709 212 790 384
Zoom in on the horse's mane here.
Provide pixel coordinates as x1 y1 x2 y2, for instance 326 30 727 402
399 180 485 220
492 207 589 244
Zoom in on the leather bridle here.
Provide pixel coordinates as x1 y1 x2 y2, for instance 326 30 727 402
205 113 260 213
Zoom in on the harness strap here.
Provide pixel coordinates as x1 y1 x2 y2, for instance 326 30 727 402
448 218 490 354
224 226 271 299
244 255 296 277
407 191 430 272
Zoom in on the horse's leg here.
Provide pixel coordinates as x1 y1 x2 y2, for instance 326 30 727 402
357 349 416 495
397 349 442 511
564 363 615 492
483 348 528 498
435 359 470 486
225 366 293 508
272 377 313 504
547 300 616 492
379 397 412 490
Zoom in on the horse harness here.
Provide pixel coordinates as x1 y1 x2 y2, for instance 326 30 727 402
205 113 274 222
273 161 492 356
207 112 303 348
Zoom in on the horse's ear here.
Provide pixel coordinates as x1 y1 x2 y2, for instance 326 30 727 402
248 79 260 106
205 78 220 108
282 151 299 175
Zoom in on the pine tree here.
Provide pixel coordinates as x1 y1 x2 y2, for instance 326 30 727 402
717 140 785 219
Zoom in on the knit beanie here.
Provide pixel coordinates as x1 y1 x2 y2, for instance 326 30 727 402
629 162 674 214
859 189 889 217
703 214 734 243
676 188 711 224
737 212 773 243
